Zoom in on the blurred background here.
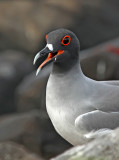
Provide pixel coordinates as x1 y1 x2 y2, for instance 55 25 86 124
0 0 119 159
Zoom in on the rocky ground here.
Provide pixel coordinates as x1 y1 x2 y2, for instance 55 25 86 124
52 128 119 160
0 0 119 160
0 142 42 160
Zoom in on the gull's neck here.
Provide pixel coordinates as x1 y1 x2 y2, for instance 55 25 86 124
51 54 84 78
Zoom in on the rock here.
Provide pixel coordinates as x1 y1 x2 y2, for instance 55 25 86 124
0 110 41 153
52 128 119 160
75 0 119 49
16 37 119 112
16 66 51 112
0 50 34 114
1 0 119 53
0 0 79 53
80 37 119 80
0 142 42 160
0 110 71 158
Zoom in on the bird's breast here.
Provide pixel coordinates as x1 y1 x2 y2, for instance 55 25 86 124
45 74 89 145
46 95 85 145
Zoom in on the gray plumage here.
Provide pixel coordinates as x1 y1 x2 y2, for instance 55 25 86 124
34 29 119 145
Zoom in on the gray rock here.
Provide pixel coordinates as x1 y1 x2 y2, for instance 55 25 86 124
0 0 79 53
0 110 41 153
0 142 43 160
0 110 71 159
16 66 51 112
0 50 34 114
75 0 119 49
52 128 119 160
80 37 119 80
1 0 119 52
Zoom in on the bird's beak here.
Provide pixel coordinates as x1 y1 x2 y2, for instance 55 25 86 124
33 46 63 75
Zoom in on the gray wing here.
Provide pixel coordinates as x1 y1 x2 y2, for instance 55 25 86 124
75 110 119 132
91 81 119 112
101 80 119 86
75 80 119 133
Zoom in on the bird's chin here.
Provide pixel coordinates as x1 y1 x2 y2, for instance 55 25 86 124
36 50 64 75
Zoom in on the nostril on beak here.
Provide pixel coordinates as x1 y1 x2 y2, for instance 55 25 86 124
40 52 44 56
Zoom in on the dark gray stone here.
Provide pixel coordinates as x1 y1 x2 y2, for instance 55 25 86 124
0 110 71 159
0 0 119 52
0 142 42 160
0 50 34 114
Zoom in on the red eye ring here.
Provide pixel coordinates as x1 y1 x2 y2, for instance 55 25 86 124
62 35 71 46
45 34 47 41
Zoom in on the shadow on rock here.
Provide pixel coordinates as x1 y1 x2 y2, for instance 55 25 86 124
0 50 34 114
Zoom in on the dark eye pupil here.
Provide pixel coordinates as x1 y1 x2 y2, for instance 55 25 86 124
63 37 69 44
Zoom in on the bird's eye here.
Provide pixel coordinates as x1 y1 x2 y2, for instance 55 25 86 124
62 35 71 46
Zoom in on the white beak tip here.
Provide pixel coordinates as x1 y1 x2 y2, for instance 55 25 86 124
33 60 35 65
36 68 41 76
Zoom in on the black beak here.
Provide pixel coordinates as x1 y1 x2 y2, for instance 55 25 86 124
33 45 63 76
33 46 51 65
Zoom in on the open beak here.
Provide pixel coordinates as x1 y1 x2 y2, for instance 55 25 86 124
33 46 63 75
